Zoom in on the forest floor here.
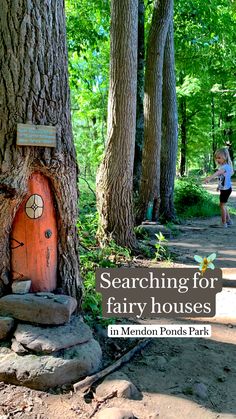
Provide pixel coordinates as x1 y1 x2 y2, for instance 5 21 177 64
1 182 236 419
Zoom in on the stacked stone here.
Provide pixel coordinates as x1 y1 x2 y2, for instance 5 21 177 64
0 292 102 390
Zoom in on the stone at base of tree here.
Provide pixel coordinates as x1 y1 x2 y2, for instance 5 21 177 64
0 317 14 340
96 371 140 400
95 407 135 419
11 338 28 355
140 223 172 238
0 293 77 325
0 338 102 390
11 280 31 294
13 315 93 353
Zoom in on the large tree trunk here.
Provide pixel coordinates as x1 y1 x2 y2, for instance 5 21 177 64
133 0 145 196
96 0 138 249
0 1 81 302
137 0 173 224
160 19 178 222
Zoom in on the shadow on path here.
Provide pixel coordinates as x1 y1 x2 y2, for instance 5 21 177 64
168 182 236 276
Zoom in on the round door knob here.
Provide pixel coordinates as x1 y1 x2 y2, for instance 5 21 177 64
45 229 52 239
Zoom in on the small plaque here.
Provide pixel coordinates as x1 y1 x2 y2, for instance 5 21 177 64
17 123 56 147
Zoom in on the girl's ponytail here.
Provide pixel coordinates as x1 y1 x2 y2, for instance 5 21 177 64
215 147 234 174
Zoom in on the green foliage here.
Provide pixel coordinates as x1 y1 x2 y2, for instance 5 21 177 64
174 178 219 218
78 181 132 325
80 241 131 326
165 222 180 237
175 179 207 207
154 232 171 261
176 75 201 97
66 0 236 182
134 225 149 240
175 0 236 171
66 0 110 179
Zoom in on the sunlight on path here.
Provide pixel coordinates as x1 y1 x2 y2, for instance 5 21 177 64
168 181 236 273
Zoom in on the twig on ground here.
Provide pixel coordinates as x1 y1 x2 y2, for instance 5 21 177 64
73 338 151 393
89 391 117 418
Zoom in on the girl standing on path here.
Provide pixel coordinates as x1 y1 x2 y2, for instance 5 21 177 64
204 148 234 228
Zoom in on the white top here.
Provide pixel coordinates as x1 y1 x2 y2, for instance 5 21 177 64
218 164 233 190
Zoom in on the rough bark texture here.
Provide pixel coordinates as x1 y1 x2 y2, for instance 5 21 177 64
179 94 187 177
137 0 173 223
133 0 145 196
0 0 81 302
96 0 138 249
160 19 178 221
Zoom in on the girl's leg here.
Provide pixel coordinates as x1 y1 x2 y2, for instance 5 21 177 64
225 206 231 222
220 202 227 224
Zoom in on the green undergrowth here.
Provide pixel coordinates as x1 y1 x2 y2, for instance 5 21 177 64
78 179 132 326
154 232 172 262
78 177 235 325
174 178 220 219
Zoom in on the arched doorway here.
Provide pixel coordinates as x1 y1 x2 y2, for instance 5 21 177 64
11 172 57 292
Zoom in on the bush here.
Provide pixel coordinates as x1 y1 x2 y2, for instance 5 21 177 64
174 178 219 218
174 179 208 209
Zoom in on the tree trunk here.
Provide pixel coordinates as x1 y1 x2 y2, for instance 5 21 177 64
133 0 145 196
179 95 187 177
96 0 138 249
160 19 178 222
0 1 81 302
137 0 173 224
211 93 217 170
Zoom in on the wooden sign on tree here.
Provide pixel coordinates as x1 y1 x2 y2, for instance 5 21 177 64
17 124 56 148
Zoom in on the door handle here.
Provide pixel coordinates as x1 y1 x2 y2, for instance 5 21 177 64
45 229 52 239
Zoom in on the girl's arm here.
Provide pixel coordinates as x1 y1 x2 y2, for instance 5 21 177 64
204 168 225 183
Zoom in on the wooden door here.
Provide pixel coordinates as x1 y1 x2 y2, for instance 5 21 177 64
11 172 57 292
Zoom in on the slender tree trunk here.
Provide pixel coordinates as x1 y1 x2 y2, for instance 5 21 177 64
137 0 173 223
160 19 178 222
0 1 81 302
96 0 138 249
211 93 217 169
224 114 234 164
133 0 145 196
179 95 187 177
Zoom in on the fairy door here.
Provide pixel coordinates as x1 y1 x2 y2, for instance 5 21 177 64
11 172 57 292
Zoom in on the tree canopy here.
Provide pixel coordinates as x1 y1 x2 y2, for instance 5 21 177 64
65 0 236 181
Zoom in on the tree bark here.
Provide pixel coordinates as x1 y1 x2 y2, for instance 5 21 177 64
160 19 178 222
137 0 173 223
179 94 187 177
211 93 217 170
133 0 145 196
0 0 81 302
96 0 138 249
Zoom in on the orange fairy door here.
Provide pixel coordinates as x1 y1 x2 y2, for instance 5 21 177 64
11 172 57 292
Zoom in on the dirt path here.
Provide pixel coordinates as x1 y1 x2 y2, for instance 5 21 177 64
168 181 236 274
1 183 236 419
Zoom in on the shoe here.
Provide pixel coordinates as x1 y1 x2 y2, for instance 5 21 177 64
227 220 233 226
222 223 228 228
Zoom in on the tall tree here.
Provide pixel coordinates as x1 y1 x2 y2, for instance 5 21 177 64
175 0 236 172
96 0 138 248
137 0 173 223
160 18 178 221
133 0 145 195
0 1 81 301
